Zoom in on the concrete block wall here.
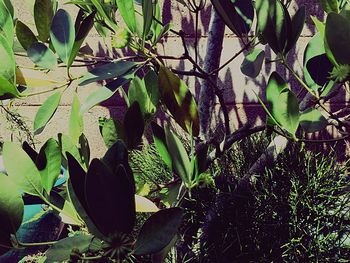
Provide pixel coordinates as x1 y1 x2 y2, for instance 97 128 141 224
1 0 347 157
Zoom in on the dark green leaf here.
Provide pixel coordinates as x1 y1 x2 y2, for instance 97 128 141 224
3 142 43 196
34 0 54 42
211 0 254 37
319 0 339 13
0 173 24 251
116 0 137 33
85 159 136 236
285 6 306 53
45 235 93 262
151 122 172 170
33 91 62 134
124 101 144 149
300 108 328 133
50 9 75 64
68 11 96 70
256 0 289 54
326 12 350 65
128 76 149 116
134 208 183 255
27 42 58 70
78 133 90 167
144 69 160 114
158 66 199 136
79 61 138 86
36 138 61 194
165 126 191 186
100 118 126 148
16 20 38 51
142 0 153 39
0 75 19 99
240 48 265 78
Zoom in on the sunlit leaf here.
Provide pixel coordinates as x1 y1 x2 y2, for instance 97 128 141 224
151 122 172 170
240 48 265 78
116 0 137 33
27 42 57 70
0 34 15 84
135 195 159 212
69 94 84 144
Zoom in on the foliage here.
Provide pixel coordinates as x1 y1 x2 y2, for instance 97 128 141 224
0 0 349 261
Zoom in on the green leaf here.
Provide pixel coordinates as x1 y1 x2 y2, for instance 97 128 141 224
0 173 24 250
151 122 172 170
34 0 54 42
2 0 13 18
326 12 350 65
0 75 19 100
128 76 149 116
69 94 84 144
78 133 90 167
211 0 254 37
90 0 117 32
285 6 306 53
0 34 15 84
50 9 75 64
274 89 300 136
100 118 126 148
165 126 191 186
240 48 265 78
256 0 289 54
111 27 131 49
78 60 138 86
3 142 43 196
0 0 14 47
300 108 328 133
144 69 160 114
85 159 136 236
319 0 339 13
266 72 300 135
124 101 144 149
45 235 93 262
36 138 61 194
116 0 137 33
59 133 84 168
27 42 57 70
142 0 153 39
158 66 199 136
33 91 62 134
16 21 38 51
68 11 96 70
134 208 183 255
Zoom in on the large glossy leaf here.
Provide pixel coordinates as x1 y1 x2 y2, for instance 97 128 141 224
165 126 191 186
285 6 306 53
16 21 38 51
79 61 138 86
69 94 84 144
266 72 300 135
50 9 75 64
159 66 199 136
0 34 15 84
3 142 43 196
85 159 136 236
16 67 61 88
0 0 14 47
68 11 96 70
33 91 62 134
27 42 58 70
36 138 61 194
151 122 172 170
45 235 93 262
34 0 54 42
240 48 265 78
211 0 254 37
325 12 350 65
256 0 289 54
319 0 339 13
124 101 144 149
144 69 160 114
300 108 328 133
116 0 136 33
0 173 24 251
134 208 183 255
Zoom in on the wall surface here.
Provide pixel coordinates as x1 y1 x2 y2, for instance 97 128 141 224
1 0 348 157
